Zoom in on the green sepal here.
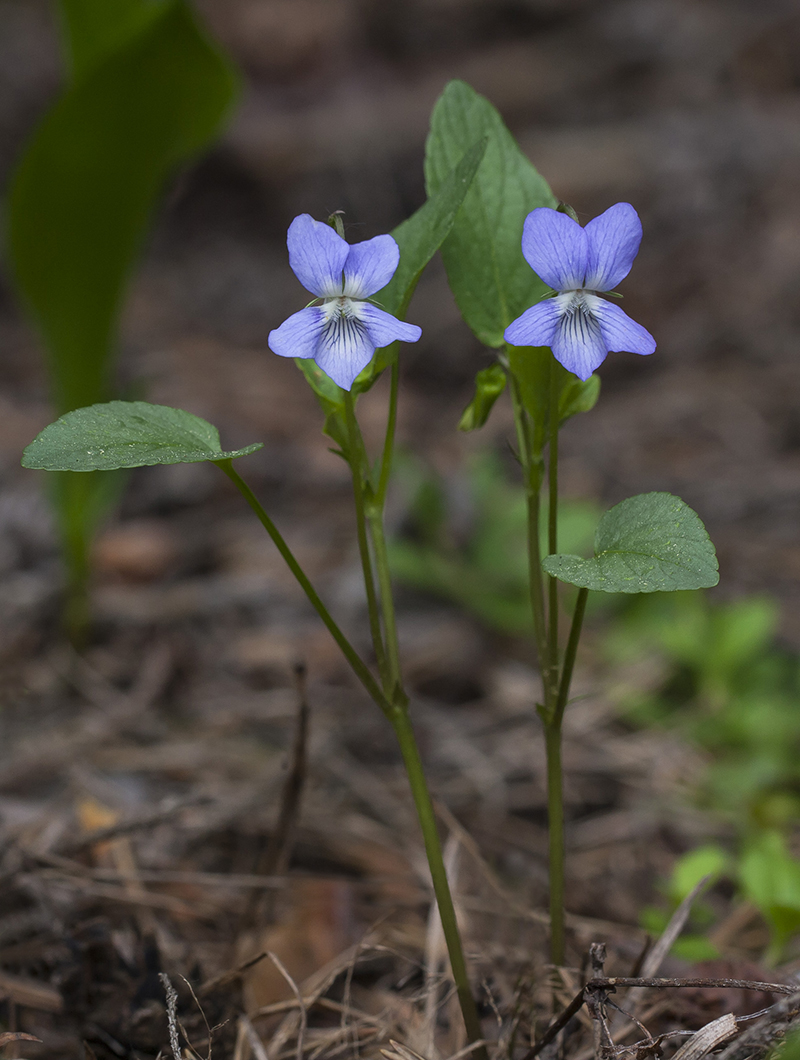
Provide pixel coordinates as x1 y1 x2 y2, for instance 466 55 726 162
21 401 262 472
458 364 507 431
542 492 719 594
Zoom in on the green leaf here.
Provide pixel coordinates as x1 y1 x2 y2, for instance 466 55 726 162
458 364 507 431
559 373 601 422
381 138 487 319
424 80 557 347
295 360 348 453
22 402 262 471
351 137 487 396
7 0 238 415
542 492 719 594
507 345 600 453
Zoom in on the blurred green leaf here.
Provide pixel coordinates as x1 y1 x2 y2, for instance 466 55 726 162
22 401 262 471
543 492 719 594
424 80 556 348
740 830 800 963
58 0 162 79
669 845 730 903
458 364 507 431
8 0 237 414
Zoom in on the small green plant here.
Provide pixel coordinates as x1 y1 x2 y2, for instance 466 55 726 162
390 450 601 634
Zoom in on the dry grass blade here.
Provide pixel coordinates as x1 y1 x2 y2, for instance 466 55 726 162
670 1014 738 1060
715 991 800 1060
160 973 181 1060
240 1016 271 1060
0 969 63 1012
267 950 307 1060
641 876 711 979
0 1032 42 1047
382 1040 433 1060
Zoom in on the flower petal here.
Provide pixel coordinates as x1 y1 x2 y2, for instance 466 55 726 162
287 214 349 298
521 208 589 291
343 235 400 298
591 297 656 355
357 302 422 347
268 305 325 360
583 203 643 291
314 314 376 391
504 298 562 347
550 298 608 380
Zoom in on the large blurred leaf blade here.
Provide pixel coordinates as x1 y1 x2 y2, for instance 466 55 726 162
424 80 557 347
58 0 162 79
7 0 238 414
22 402 262 471
542 492 719 593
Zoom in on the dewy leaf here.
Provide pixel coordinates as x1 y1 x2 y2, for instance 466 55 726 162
542 492 719 593
351 137 487 396
425 80 557 347
22 402 262 472
458 364 507 431
7 0 237 415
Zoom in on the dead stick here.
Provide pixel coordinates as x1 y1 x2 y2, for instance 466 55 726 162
521 976 793 1060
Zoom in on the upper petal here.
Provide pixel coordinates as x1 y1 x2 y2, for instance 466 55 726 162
287 214 349 298
550 298 608 380
583 203 643 291
591 297 656 355
504 298 562 347
521 208 589 291
357 302 421 347
314 311 376 391
268 305 325 360
343 235 400 298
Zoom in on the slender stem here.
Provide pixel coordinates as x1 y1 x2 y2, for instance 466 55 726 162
218 460 486 1053
343 391 389 687
544 721 566 966
376 356 399 508
554 587 588 728
547 361 560 705
508 373 551 711
216 460 392 717
391 706 488 1060
368 512 402 684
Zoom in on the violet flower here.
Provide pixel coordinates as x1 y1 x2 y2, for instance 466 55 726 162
268 214 422 390
504 203 656 380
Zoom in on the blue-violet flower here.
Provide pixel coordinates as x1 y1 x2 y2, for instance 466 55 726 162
268 214 422 390
504 203 656 380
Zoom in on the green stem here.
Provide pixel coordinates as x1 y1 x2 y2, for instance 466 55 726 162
344 391 389 687
218 459 486 1054
216 460 391 717
368 512 402 685
543 720 566 966
375 356 399 509
554 587 588 728
547 361 559 705
391 705 488 1060
508 374 551 712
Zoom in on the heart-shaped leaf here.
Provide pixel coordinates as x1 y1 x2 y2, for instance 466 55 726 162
22 401 262 471
542 492 719 593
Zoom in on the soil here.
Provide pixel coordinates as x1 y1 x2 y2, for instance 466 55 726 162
0 0 799 1057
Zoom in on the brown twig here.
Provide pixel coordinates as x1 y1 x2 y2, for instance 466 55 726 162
520 974 793 1060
